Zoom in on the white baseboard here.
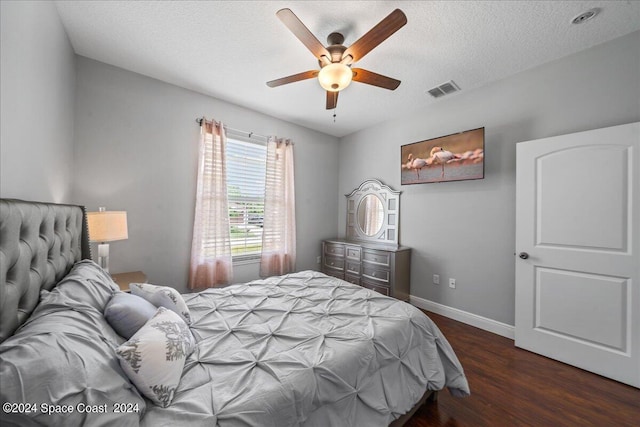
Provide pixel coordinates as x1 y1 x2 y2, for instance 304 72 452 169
409 295 515 340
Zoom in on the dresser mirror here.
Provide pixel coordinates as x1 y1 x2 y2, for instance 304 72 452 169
346 179 401 246
357 194 384 236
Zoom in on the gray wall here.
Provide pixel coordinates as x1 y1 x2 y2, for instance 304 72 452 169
72 57 340 292
338 31 640 326
0 1 76 202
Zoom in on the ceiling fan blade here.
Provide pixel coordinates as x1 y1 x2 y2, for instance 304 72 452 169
276 8 331 60
326 91 339 110
267 70 319 88
342 9 407 64
351 68 401 90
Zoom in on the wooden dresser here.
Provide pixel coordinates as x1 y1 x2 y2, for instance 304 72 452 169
321 238 411 301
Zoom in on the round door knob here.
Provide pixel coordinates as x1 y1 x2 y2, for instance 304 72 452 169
519 252 529 259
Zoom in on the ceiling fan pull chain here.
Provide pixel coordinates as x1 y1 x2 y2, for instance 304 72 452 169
333 109 337 122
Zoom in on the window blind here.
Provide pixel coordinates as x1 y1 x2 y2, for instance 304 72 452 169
226 137 267 259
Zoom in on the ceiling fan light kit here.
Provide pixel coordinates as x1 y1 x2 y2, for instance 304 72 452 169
267 8 407 110
318 63 352 92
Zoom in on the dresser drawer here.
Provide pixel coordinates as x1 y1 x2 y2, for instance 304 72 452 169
344 274 360 285
361 280 390 296
362 264 390 284
345 260 361 275
323 256 344 271
323 269 344 280
324 243 345 257
362 249 391 267
345 245 361 260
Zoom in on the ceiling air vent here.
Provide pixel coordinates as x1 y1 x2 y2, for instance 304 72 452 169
571 8 599 25
427 80 460 98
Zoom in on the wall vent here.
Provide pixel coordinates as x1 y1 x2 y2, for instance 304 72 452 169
427 80 460 98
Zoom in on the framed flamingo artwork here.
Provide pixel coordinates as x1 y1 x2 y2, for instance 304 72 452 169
401 127 484 185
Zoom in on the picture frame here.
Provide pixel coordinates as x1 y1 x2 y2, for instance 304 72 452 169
401 127 484 185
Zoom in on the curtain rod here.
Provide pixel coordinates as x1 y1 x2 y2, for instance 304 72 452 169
196 118 268 141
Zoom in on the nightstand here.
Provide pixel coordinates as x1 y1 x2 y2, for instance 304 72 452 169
111 271 147 293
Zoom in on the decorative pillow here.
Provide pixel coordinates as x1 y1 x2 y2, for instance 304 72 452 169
105 293 159 339
116 307 195 407
130 283 192 324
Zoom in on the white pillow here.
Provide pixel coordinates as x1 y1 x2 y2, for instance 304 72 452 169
130 283 192 324
116 307 195 407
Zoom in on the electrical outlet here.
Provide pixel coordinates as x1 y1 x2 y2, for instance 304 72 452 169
316 256 321 264
449 278 456 289
433 274 440 285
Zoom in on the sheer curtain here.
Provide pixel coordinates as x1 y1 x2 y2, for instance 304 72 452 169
260 137 296 277
189 119 233 288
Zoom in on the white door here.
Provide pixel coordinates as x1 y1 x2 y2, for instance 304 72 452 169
515 122 639 388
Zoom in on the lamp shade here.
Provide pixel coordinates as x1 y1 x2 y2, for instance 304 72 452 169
318 63 352 92
87 210 128 242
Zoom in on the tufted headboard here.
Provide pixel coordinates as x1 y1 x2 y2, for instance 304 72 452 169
0 199 91 342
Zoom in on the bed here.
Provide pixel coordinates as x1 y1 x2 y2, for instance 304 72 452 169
0 199 469 426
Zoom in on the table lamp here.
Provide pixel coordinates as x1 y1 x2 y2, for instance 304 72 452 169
87 207 128 273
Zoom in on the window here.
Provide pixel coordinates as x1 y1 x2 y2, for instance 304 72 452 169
225 136 267 260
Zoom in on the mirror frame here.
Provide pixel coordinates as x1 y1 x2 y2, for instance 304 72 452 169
346 179 401 246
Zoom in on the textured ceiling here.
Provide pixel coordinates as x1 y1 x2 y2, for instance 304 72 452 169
54 1 640 137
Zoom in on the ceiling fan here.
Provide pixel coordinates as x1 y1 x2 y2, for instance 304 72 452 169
267 8 407 110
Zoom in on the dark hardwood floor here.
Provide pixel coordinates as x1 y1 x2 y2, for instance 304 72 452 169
405 312 640 427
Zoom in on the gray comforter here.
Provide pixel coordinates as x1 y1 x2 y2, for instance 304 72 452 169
143 271 470 426
0 264 469 426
